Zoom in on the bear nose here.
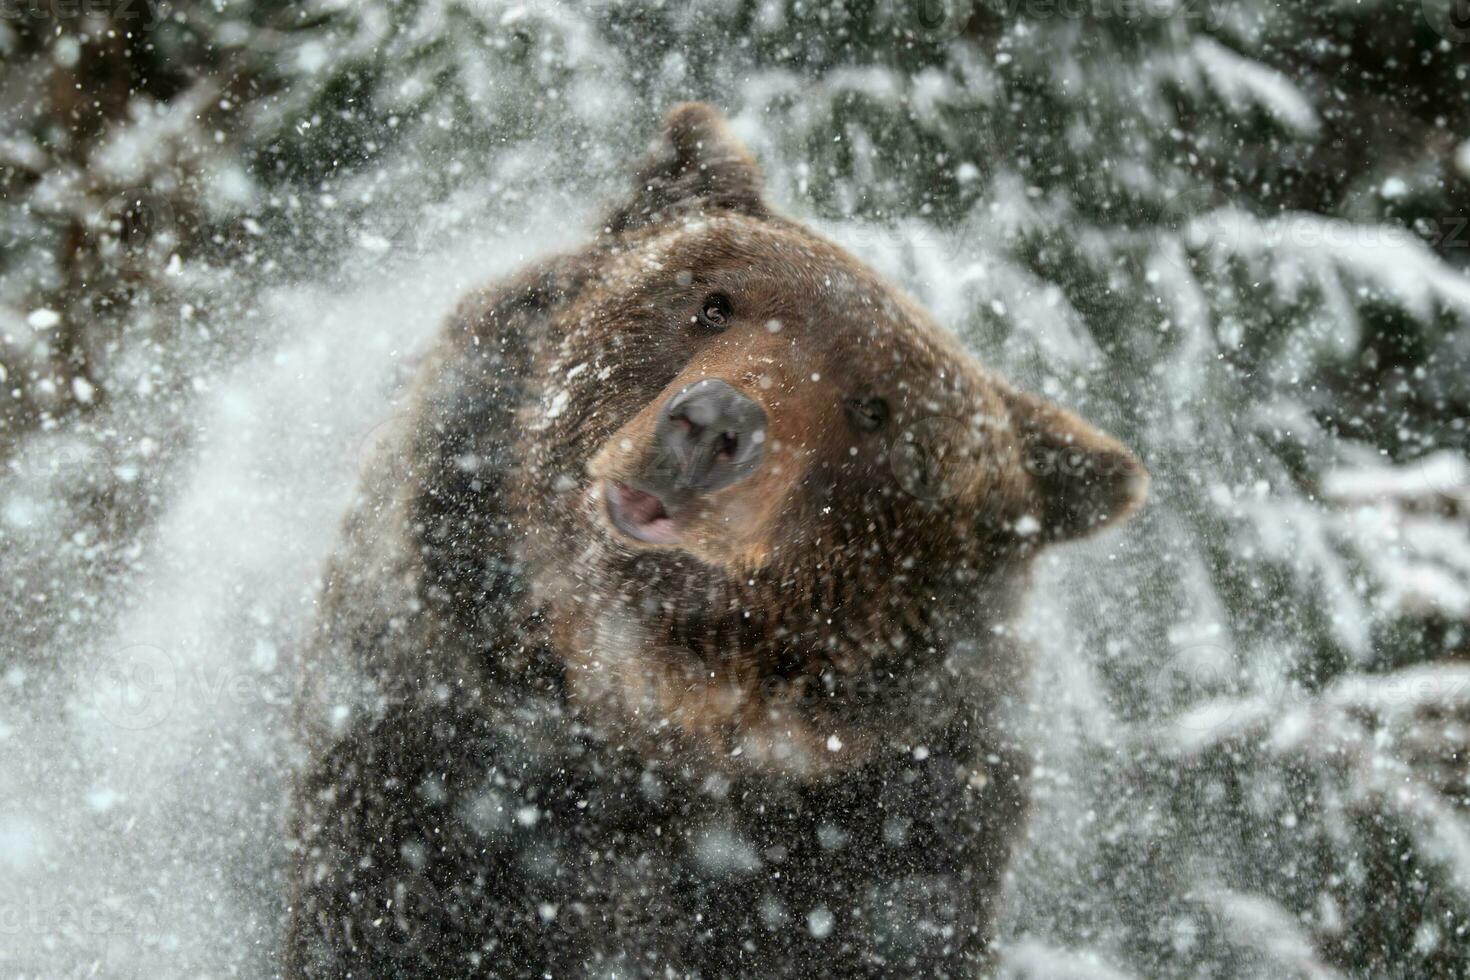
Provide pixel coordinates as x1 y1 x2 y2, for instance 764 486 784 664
654 379 767 495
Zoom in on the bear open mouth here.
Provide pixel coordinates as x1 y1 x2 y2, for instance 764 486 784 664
604 480 679 545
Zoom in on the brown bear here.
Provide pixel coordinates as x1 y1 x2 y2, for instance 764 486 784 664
285 103 1147 978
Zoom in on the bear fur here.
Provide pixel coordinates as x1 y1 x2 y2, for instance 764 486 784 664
284 103 1147 978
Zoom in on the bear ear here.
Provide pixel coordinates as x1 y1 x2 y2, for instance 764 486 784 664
605 102 767 234
1003 388 1149 542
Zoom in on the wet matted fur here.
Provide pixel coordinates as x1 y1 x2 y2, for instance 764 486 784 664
284 103 1147 978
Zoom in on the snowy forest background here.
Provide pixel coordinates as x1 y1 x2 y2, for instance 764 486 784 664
2 0 1470 976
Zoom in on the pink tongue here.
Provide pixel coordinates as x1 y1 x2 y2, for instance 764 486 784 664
620 485 665 524
609 481 678 545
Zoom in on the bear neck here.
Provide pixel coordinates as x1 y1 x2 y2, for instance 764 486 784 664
535 533 1031 779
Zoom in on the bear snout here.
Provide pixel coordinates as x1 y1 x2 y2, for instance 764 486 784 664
652 378 767 497
589 376 785 562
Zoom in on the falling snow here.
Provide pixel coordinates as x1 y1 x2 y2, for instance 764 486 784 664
2 1 1469 977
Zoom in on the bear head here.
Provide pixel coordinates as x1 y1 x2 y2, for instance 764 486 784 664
516 103 1147 777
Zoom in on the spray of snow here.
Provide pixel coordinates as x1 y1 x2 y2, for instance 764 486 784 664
0 214 571 975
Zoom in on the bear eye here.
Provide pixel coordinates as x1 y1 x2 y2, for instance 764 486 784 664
696 293 732 331
845 396 889 433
